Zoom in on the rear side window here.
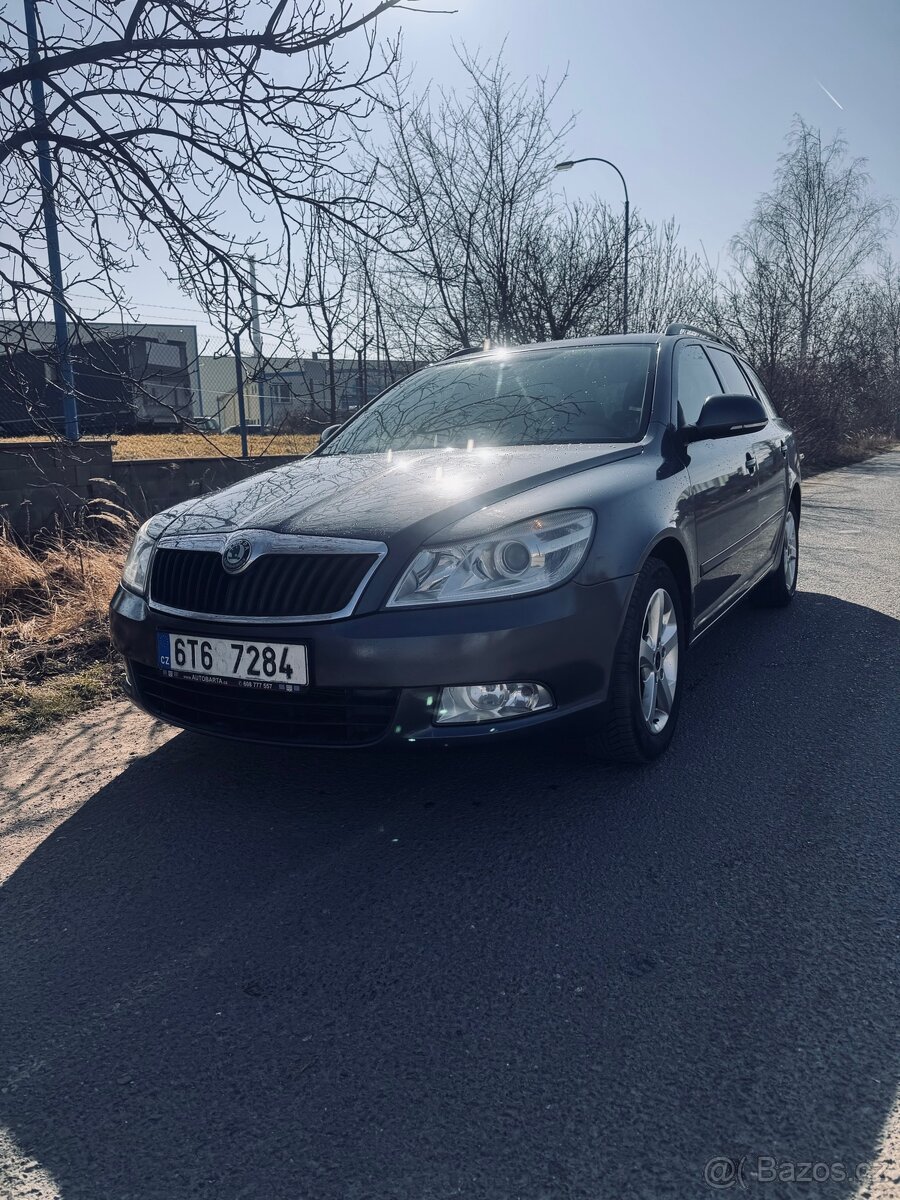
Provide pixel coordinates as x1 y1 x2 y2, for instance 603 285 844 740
674 343 722 426
706 347 754 396
740 362 778 418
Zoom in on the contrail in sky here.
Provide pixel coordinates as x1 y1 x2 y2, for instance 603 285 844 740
817 80 844 110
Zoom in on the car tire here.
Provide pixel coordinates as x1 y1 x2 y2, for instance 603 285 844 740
592 558 686 765
752 502 799 608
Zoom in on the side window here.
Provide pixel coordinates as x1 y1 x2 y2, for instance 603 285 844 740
706 347 753 396
674 342 722 426
740 362 778 418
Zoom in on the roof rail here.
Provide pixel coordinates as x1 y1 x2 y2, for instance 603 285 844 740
664 322 737 350
443 337 498 360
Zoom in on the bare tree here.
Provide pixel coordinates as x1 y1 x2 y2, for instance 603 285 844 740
1 0 420 341
719 227 798 379
373 52 717 355
718 123 898 460
872 254 900 372
297 190 361 425
511 208 716 344
628 218 716 337
731 117 893 365
378 49 571 351
838 258 900 436
369 252 441 367
513 201 621 342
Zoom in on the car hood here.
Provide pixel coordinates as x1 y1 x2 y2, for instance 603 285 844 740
155 443 642 546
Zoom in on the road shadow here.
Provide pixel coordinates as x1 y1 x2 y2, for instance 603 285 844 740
1 591 898 1199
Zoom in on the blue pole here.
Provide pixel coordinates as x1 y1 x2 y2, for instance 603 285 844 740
247 257 266 430
233 332 249 459
23 0 79 440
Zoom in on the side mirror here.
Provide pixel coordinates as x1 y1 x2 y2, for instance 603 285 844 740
319 423 342 446
683 394 768 442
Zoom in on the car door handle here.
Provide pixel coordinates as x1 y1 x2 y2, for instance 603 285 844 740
779 439 788 459
745 452 757 475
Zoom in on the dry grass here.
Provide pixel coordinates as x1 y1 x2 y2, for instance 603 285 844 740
0 432 318 460
1 525 127 639
0 522 128 741
0 665 119 742
109 432 319 459
802 433 898 475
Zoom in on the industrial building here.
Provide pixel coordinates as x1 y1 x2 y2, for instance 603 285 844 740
198 353 418 431
0 321 201 434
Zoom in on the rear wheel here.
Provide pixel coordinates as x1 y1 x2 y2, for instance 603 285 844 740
753 504 799 607
593 559 685 764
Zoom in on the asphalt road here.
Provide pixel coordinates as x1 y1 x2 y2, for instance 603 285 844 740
2 451 899 1200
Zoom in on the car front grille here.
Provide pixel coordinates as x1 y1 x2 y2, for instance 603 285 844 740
130 663 399 746
149 548 379 619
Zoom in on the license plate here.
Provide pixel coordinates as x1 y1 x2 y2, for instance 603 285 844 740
156 632 308 691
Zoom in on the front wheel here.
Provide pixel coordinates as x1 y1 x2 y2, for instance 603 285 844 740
753 504 799 607
592 559 685 764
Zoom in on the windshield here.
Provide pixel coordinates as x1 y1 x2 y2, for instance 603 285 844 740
319 344 655 455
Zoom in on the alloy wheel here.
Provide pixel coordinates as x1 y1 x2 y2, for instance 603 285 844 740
638 587 679 734
783 509 798 590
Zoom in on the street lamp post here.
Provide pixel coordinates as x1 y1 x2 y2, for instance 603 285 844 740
555 157 630 336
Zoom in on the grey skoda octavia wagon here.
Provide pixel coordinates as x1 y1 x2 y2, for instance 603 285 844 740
110 324 801 762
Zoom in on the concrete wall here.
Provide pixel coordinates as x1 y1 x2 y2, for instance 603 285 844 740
0 441 298 537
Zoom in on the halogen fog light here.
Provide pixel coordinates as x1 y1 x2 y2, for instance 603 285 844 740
435 681 554 725
466 683 510 710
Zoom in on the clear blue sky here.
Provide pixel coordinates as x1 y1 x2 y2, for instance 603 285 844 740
112 0 900 341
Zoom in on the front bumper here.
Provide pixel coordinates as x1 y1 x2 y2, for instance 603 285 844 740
109 575 634 746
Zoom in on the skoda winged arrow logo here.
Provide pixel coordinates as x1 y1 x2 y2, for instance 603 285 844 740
222 536 252 573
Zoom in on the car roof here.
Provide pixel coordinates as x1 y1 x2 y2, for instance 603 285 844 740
448 334 660 359
441 328 741 359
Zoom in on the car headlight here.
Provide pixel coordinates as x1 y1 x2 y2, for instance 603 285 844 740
121 518 158 595
386 509 595 607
